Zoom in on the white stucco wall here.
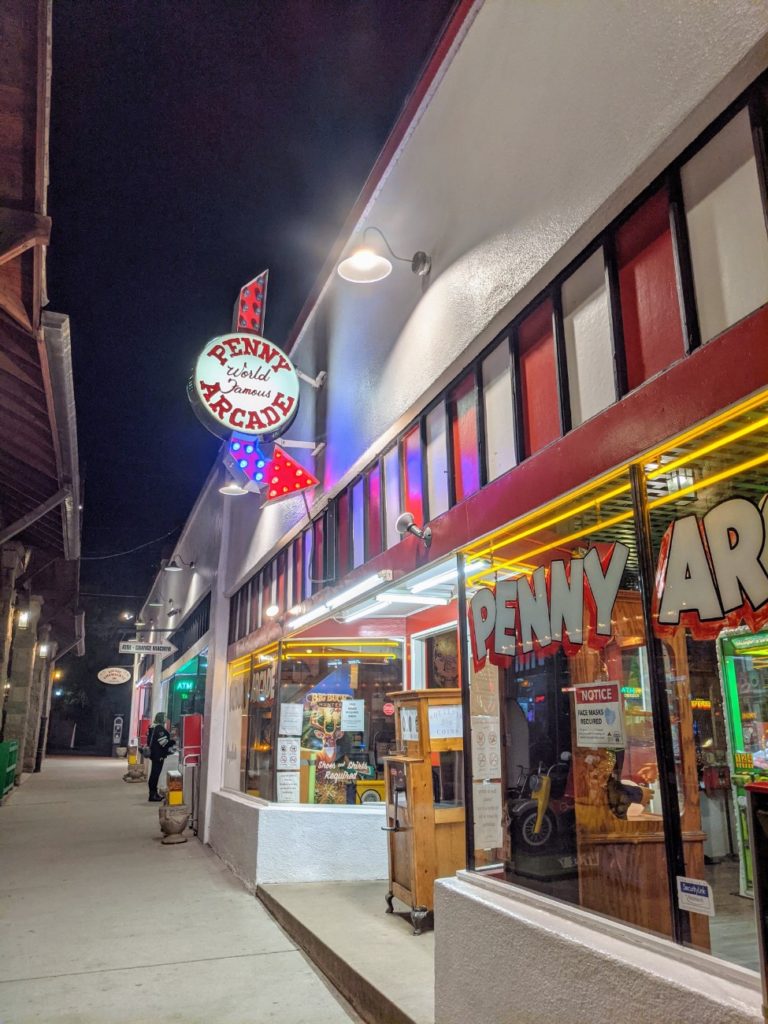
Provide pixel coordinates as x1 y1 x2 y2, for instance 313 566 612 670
221 0 768 592
208 790 260 891
208 790 388 887
435 873 762 1024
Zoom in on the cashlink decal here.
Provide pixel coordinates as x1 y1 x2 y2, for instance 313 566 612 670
468 543 629 671
654 495 768 640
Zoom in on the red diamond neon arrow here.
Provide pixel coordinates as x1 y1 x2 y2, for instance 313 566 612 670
263 445 319 504
232 270 268 334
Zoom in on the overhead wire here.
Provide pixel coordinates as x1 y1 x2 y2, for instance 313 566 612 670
80 526 180 561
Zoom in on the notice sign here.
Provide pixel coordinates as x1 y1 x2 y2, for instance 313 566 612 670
473 781 503 850
276 771 300 803
341 699 365 732
574 682 624 748
471 715 502 780
279 703 304 736
676 876 715 917
277 737 299 771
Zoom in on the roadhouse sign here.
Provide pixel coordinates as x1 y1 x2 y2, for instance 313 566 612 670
194 333 300 439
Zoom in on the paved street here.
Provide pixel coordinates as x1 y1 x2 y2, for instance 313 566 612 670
0 758 357 1024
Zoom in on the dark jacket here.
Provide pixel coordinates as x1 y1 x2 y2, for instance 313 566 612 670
148 725 175 761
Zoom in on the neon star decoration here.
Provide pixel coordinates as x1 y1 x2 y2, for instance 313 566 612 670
265 446 319 503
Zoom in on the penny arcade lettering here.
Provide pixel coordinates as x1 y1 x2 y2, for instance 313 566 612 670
469 495 768 668
195 334 298 434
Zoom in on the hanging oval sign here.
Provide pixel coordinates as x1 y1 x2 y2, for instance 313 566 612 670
190 332 300 440
98 667 132 685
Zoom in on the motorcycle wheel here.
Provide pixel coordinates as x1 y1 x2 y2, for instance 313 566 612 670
518 809 554 848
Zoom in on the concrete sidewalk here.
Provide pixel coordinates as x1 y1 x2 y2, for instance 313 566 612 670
0 757 358 1024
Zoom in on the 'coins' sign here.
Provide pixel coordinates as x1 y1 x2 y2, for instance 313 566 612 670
193 332 300 439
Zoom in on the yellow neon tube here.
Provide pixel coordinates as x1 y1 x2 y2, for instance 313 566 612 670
468 509 634 586
462 387 768 577
648 449 768 510
463 465 631 556
646 410 768 481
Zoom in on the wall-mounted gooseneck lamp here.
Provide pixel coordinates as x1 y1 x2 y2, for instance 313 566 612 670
163 556 195 573
337 226 431 284
395 511 432 549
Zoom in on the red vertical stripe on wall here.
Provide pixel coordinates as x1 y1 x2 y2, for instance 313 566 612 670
449 374 480 502
617 188 684 390
402 426 423 523
518 298 560 457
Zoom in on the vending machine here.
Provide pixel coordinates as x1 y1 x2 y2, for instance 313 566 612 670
717 630 768 897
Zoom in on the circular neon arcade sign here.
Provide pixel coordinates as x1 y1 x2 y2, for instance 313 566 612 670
193 333 300 439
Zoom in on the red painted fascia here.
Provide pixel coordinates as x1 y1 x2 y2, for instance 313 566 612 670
285 0 478 356
230 304 768 660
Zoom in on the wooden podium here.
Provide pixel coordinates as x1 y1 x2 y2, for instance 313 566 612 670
383 688 465 934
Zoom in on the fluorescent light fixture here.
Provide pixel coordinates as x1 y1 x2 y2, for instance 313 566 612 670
342 600 388 623
326 572 390 610
288 604 330 631
149 599 163 607
376 593 449 606
410 560 489 593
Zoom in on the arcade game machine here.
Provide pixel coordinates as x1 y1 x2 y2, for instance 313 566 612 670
718 629 768 897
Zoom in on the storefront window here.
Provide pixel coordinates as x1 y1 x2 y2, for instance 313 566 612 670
645 392 768 969
425 402 450 518
223 646 277 798
383 446 401 549
616 186 684 389
681 107 768 344
462 470 678 939
448 374 480 502
223 654 251 793
166 653 207 735
517 298 560 456
481 340 516 481
276 638 402 805
562 248 616 426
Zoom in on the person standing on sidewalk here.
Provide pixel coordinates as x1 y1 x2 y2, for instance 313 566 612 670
146 712 175 802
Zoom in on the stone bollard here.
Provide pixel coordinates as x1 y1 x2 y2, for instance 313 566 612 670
158 803 190 844
122 745 146 783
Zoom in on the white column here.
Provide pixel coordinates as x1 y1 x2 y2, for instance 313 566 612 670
200 492 232 844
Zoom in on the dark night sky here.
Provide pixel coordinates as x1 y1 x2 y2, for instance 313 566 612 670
47 0 456 598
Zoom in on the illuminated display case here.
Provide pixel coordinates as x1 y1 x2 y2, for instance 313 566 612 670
718 629 768 897
383 688 465 934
